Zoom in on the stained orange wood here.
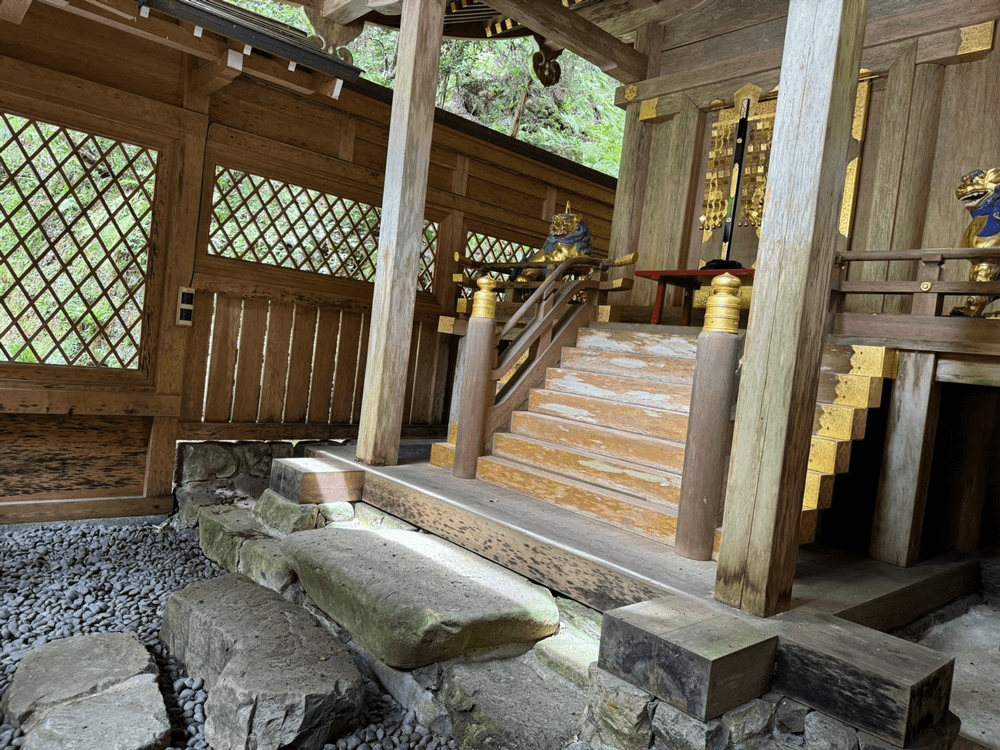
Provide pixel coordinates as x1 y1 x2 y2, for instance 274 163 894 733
231 297 269 423
258 301 294 423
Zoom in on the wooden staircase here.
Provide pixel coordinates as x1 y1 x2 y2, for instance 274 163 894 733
431 323 896 551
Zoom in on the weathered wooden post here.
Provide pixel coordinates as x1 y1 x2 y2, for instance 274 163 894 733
676 274 742 561
453 277 498 479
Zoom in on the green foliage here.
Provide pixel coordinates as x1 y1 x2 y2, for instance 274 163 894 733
221 0 623 175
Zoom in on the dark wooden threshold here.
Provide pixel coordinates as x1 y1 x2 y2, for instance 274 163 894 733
0 495 173 525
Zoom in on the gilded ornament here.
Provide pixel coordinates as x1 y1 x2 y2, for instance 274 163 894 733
948 167 1000 317
471 277 498 320
512 203 592 283
703 273 742 334
958 21 995 57
624 84 638 101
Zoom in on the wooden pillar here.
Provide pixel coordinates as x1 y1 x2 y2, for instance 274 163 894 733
633 94 705 307
714 0 869 618
606 22 663 294
356 0 446 466
870 352 941 566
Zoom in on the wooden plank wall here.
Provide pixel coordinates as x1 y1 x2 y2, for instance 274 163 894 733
0 6 616 521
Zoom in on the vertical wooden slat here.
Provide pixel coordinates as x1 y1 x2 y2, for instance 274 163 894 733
283 305 318 423
144 416 178 497
308 308 341 424
401 320 422 425
258 301 294 423
715 0 869 618
331 311 364 423
203 295 242 423
409 321 442 425
352 314 371 425
179 290 214 421
231 297 269 423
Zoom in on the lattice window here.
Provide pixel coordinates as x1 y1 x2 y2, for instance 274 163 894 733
208 167 439 292
0 112 158 369
466 231 535 267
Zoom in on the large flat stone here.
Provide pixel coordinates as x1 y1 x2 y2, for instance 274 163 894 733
281 528 560 668
0 633 169 750
23 677 169 750
238 537 297 593
162 574 364 750
0 632 158 732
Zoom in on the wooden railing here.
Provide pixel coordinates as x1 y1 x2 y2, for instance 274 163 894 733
449 253 637 478
830 248 1000 357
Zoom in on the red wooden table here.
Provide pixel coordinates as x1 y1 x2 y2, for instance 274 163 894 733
635 269 756 325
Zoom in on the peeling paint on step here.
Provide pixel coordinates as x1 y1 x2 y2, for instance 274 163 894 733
578 459 680 488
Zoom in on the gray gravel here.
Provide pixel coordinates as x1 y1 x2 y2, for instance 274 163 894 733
0 516 457 750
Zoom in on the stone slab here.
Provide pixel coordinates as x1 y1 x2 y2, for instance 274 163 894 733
197 505 270 572
581 664 655 750
535 597 602 689
280 527 560 668
774 610 954 747
253 488 319 536
23 677 169 750
270 457 364 504
0 633 169 750
600 596 777 720
162 574 364 750
0 632 158 732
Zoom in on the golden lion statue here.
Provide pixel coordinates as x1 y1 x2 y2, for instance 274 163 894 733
949 167 1000 317
513 203 592 283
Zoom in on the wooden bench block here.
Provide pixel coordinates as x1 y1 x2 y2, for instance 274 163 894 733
429 442 455 470
270 457 364 504
599 597 777 721
773 610 954 747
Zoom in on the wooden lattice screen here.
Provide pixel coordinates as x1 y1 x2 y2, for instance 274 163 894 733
0 111 158 369
208 166 438 292
466 230 535 267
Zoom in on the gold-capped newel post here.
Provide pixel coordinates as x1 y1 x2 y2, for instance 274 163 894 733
453 277 499 479
676 273 743 560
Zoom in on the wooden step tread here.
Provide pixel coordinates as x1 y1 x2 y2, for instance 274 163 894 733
492 432 682 504
529 388 688 442
544 367 692 413
576 325 700 359
477 455 699 548
559 347 696 384
510 411 685 473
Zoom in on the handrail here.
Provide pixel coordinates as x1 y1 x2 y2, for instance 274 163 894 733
837 247 1000 263
450 252 637 477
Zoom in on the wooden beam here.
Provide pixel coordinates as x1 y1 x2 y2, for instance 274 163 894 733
869 353 940 566
714 0 870 618
317 0 369 24
356 0 446 466
189 48 244 98
483 0 648 83
0 0 31 24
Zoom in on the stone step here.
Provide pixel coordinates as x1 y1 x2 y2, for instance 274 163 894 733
599 596 778 721
559 347 696 384
575 324 700 359
163 574 365 750
529 388 688 443
477 455 703 548
280 527 560 668
544 367 692 413
270 457 364 504
510 411 685 474
492 432 683 505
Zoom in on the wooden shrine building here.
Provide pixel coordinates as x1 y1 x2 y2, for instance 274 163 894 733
1 0 1000 746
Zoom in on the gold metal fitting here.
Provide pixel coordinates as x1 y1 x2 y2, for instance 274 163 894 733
471 277 498 319
703 273 742 334
624 84 638 101
920 281 933 292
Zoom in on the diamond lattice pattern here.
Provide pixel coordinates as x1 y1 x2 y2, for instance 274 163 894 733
209 167 438 292
466 231 534 267
0 112 158 369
